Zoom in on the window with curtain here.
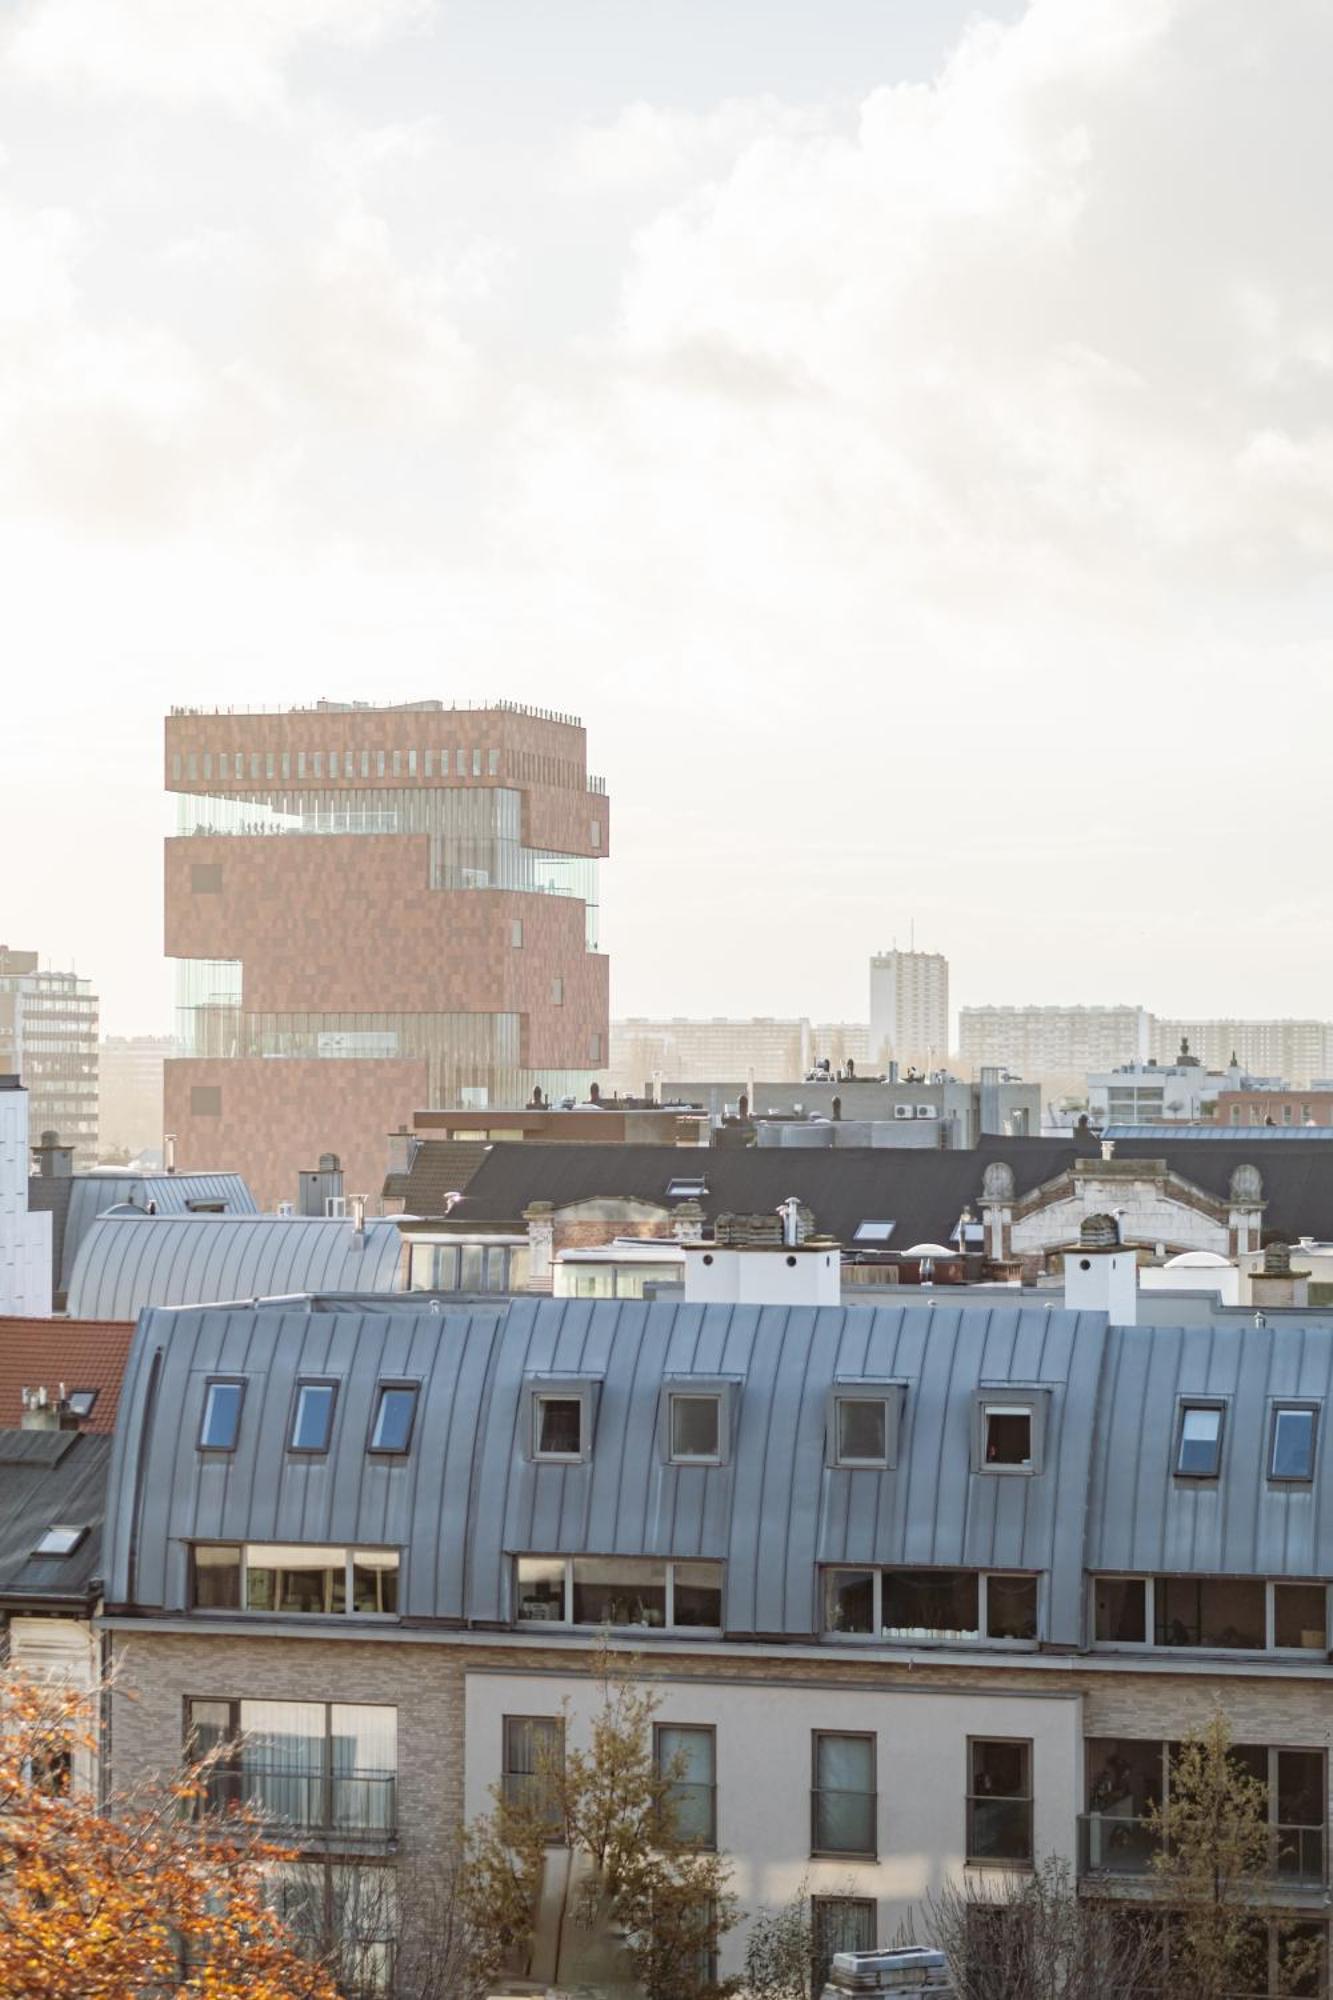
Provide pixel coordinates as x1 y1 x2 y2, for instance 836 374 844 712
186 1699 397 1837
812 1734 876 1856
502 1716 564 1834
655 1725 716 1848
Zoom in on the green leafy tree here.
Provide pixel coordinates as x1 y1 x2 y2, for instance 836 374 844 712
466 1658 738 1999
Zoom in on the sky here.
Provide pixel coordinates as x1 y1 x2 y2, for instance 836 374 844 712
3 0 1333 1038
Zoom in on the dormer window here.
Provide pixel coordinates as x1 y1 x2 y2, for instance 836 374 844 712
1270 1404 1318 1482
1176 1402 1224 1478
522 1378 599 1464
972 1389 1048 1475
826 1383 905 1470
669 1394 721 1462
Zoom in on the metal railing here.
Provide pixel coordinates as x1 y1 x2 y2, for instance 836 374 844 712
1078 1814 1326 1888
198 1765 397 1841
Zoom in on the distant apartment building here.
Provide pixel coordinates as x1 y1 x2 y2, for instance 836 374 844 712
811 1021 871 1069
609 1017 811 1092
960 1004 1150 1093
1215 1089 1333 1129
1087 1044 1280 1127
868 948 949 1074
1152 1018 1333 1087
164 700 609 1209
99 1035 176 1162
0 948 98 1167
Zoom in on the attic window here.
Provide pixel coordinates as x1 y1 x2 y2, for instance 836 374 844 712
984 1405 1032 1468
34 1525 86 1558
535 1396 583 1460
852 1221 895 1244
666 1178 708 1200
971 1389 1048 1475
669 1394 721 1462
66 1390 98 1419
1176 1403 1224 1479
290 1382 337 1454
369 1384 418 1455
199 1379 245 1452
836 1399 887 1466
1270 1404 1318 1483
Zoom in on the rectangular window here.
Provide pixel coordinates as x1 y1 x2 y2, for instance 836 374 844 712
510 919 523 948
267 753 276 778
377 751 386 776
392 751 401 775
983 1404 1033 1468
281 752 290 778
534 1395 582 1459
1271 1405 1318 1482
590 819 602 849
835 1397 888 1466
852 1220 896 1243
967 1739 1033 1865
472 748 482 776
313 752 324 777
290 1382 337 1454
186 753 198 778
655 1724 716 1848
456 748 466 775
812 1733 876 1857
203 752 213 779
34 1525 86 1557
826 1570 876 1635
551 977 564 1005
1273 1582 1327 1651
297 750 306 777
216 1545 399 1618
488 748 500 775
172 752 183 779
503 1715 564 1833
360 750 370 776
1155 1575 1265 1649
423 750 432 777
590 1032 603 1063
188 1698 397 1837
369 1384 418 1454
669 1393 721 1462
986 1574 1038 1641
516 1557 722 1632
407 750 417 776
1094 1576 1147 1643
1177 1403 1224 1477
883 1569 979 1639
192 1544 241 1608
812 1899 877 1999
218 753 230 778
199 1379 245 1451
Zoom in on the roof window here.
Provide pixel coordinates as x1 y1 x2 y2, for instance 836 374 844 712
34 1525 87 1558
852 1221 895 1244
290 1381 337 1454
1270 1403 1318 1482
521 1377 600 1464
369 1384 418 1455
666 1177 708 1200
1176 1402 1224 1478
66 1389 98 1419
199 1379 245 1452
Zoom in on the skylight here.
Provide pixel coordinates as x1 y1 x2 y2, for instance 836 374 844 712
34 1525 86 1558
853 1220 895 1243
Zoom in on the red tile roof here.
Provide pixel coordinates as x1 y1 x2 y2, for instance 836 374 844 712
0 1319 135 1434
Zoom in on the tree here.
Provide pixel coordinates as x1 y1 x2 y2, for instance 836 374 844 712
0 1667 340 2000
910 1854 1159 2000
465 1658 739 1998
1147 1711 1323 2000
740 1883 815 2000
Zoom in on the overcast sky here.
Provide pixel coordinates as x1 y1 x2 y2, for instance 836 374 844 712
4 0 1332 1038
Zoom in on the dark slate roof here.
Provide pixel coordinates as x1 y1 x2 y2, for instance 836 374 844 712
0 1319 135 1433
66 1215 402 1320
1091 1137 1333 1242
29 1171 257 1300
0 1428 110 1605
384 1141 492 1212
447 1137 1081 1244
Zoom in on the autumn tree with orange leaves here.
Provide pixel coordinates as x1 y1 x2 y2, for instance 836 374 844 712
0 1666 341 2000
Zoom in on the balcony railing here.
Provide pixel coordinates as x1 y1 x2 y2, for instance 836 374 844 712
197 1766 397 1842
1078 1814 1326 1889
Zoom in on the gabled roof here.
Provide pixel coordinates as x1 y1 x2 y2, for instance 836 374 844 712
0 1428 110 1606
384 1141 491 1211
0 1319 135 1433
66 1215 402 1320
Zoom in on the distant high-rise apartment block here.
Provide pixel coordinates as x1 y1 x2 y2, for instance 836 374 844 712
0 947 98 1167
164 699 609 1208
811 1021 871 1069
1150 1018 1333 1087
609 1018 811 1093
868 948 949 1074
959 1004 1149 1083
99 1034 178 1162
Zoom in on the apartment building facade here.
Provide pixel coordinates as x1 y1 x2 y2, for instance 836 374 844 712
608 1018 812 1094
0 948 98 1167
100 1288 1333 1995
163 700 609 1208
99 1034 176 1161
868 948 949 1075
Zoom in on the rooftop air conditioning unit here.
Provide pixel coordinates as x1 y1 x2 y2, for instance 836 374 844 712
276 1200 294 1217
324 1195 347 1217
893 1104 916 1120
916 1104 938 1118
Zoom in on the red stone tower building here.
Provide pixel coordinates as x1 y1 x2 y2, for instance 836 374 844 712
163 699 609 1208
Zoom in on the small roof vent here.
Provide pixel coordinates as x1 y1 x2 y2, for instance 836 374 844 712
1079 1212 1121 1250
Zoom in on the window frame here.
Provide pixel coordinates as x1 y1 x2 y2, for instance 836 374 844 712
826 1381 905 1469
971 1386 1049 1476
1268 1401 1320 1484
966 1735 1034 1869
659 1377 734 1468
823 1566 1040 1648
33 1524 87 1558
653 1721 718 1851
811 1897 877 2000
502 1713 566 1841
533 1394 584 1463
810 1729 877 1860
367 1381 419 1456
1174 1397 1227 1480
65 1388 98 1419
667 1392 723 1466
289 1379 339 1456
189 1542 401 1619
522 1377 599 1465
198 1377 246 1453
513 1555 724 1634
1089 1573 1329 1656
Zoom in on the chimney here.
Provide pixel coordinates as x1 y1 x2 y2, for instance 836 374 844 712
350 1193 367 1241
164 1132 177 1174
778 1196 804 1248
1063 1213 1139 1324
33 1131 74 1180
21 1384 80 1432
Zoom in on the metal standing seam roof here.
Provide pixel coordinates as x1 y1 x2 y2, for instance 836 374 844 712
65 1216 402 1321
0 1429 112 1604
105 1297 1110 1642
29 1172 258 1297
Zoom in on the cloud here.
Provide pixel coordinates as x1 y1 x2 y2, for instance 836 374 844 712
4 0 432 114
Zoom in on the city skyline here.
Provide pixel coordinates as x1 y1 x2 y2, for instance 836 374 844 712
6 0 1333 1036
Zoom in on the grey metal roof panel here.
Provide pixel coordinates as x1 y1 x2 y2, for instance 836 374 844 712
106 1297 1109 1639
0 1430 111 1603
1087 1320 1333 1579
66 1216 401 1320
30 1172 257 1296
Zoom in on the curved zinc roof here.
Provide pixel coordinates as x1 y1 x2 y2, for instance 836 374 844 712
30 1171 257 1297
105 1297 1109 1641
66 1215 401 1320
